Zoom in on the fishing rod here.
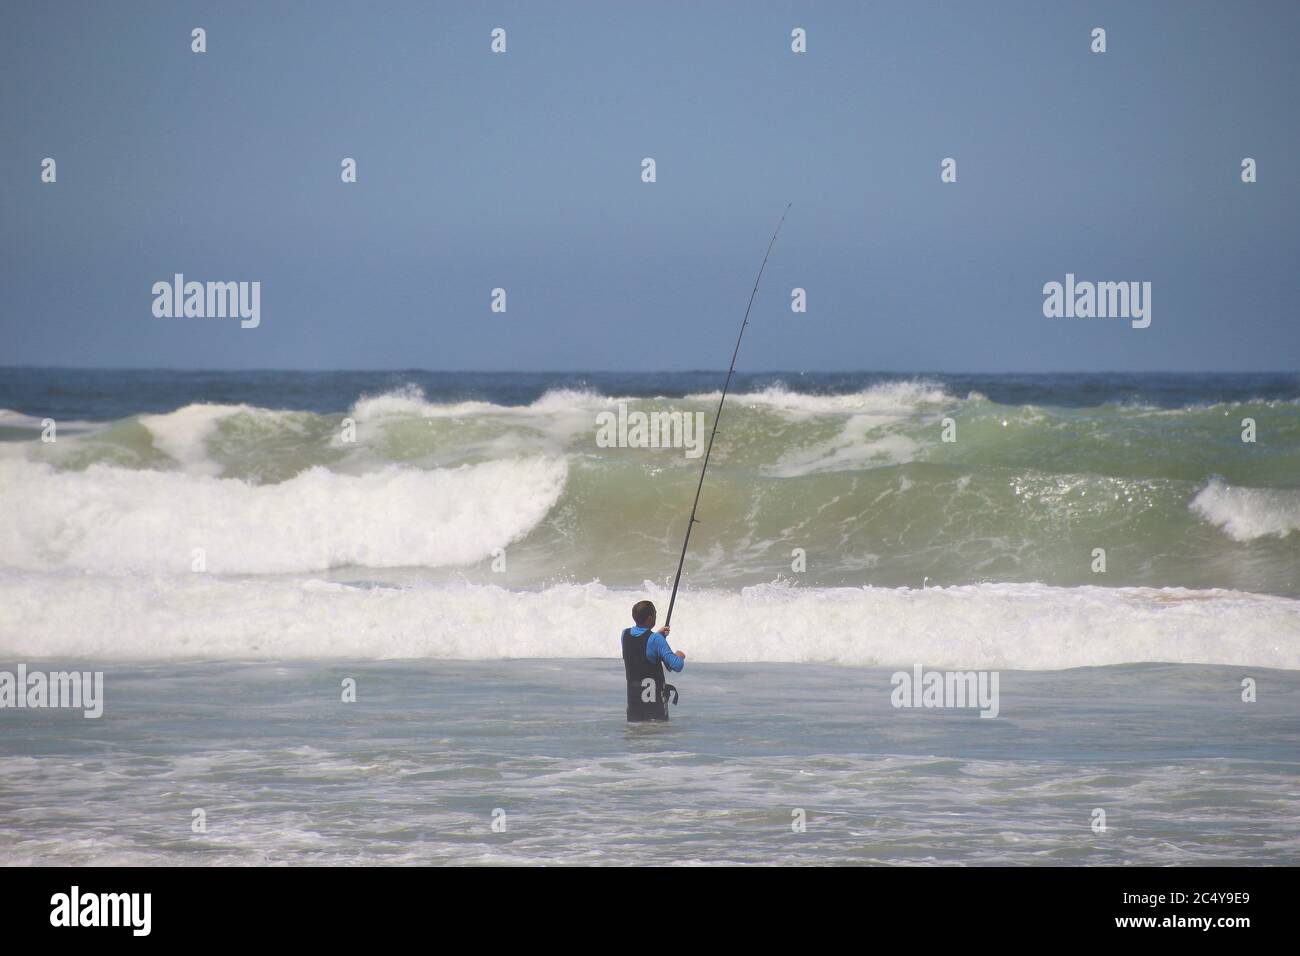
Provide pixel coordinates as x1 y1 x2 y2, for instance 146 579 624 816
664 203 791 627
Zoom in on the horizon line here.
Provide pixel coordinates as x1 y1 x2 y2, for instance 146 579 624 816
2 366 1296 376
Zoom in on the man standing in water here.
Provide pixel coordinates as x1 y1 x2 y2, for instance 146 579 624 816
621 600 685 722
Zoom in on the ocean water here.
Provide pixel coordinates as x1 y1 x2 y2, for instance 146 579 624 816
3 660 1297 866
1 369 1298 865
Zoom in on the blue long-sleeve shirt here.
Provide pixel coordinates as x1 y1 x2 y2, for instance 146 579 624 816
628 625 685 672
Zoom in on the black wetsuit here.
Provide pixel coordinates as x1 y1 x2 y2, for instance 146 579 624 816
621 626 668 722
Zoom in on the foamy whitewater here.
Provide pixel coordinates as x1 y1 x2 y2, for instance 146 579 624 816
1 370 1297 865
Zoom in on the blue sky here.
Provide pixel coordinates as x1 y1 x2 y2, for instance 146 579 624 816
2 1 1297 371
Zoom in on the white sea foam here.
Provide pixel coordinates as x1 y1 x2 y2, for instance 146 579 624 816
1 575 1295 669
753 383 955 476
0 408 51 429
137 403 248 474
0 457 567 574
345 387 624 459
135 402 315 475
1191 479 1300 541
0 408 100 433
349 385 614 421
687 381 963 417
769 425 924 476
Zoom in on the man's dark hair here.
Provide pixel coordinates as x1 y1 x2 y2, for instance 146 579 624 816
632 600 656 627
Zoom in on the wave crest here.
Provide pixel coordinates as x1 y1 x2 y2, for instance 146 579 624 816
1192 478 1300 541
0 457 568 574
1 578 1295 669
